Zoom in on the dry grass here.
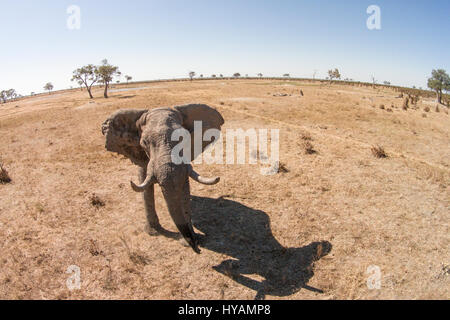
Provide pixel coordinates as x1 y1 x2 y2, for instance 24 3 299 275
0 79 449 300
371 145 388 158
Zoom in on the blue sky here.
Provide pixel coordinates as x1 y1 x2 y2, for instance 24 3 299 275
1 0 449 94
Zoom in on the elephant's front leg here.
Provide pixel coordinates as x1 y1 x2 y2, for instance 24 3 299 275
139 166 160 234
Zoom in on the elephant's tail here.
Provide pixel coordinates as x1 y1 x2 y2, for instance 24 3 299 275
188 165 220 185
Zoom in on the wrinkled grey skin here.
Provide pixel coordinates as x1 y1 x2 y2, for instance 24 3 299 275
102 104 224 253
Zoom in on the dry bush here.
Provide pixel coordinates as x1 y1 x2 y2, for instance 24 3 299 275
0 163 11 184
386 108 393 113
422 113 427 118
303 141 317 154
89 193 105 208
379 104 385 110
435 105 440 113
278 162 289 173
371 145 388 158
301 133 313 141
424 106 430 113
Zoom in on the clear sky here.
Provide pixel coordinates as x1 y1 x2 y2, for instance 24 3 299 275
1 0 449 95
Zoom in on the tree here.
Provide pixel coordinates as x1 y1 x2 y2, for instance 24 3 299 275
283 73 290 78
0 90 16 103
427 69 450 104
233 73 241 78
383 81 391 85
257 73 263 78
0 90 8 103
125 75 132 83
44 83 54 94
328 69 341 80
71 64 99 99
189 71 196 80
96 59 120 98
211 74 216 78
7 89 17 100
219 74 224 78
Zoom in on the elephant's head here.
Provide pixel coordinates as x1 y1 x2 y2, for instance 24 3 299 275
101 104 224 253
101 104 224 166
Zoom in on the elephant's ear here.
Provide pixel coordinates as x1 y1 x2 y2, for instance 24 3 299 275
173 104 225 160
101 109 149 166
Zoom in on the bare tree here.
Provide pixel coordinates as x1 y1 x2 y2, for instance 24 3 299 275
125 75 132 83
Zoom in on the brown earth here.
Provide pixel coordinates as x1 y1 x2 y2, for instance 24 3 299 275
0 79 449 299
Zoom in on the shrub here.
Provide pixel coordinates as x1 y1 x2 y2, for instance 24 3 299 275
424 106 430 112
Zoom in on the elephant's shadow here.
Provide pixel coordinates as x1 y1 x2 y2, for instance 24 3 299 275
189 196 332 300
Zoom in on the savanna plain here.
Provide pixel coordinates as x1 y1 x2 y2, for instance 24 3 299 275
0 79 448 299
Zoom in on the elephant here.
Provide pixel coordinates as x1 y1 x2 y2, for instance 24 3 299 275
101 104 224 253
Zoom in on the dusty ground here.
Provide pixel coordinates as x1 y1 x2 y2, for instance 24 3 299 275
0 79 448 300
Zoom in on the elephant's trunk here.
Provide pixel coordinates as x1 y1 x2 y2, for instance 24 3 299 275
161 186 201 254
188 165 220 185
131 161 155 192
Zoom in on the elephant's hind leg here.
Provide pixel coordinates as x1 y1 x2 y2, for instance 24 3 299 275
139 167 160 234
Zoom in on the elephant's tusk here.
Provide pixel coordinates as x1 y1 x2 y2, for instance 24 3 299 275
130 174 155 192
188 165 220 185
